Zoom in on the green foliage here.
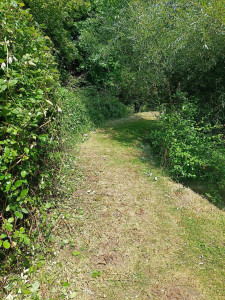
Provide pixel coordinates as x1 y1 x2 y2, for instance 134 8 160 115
1 0 224 280
80 87 129 125
150 94 225 203
59 87 92 137
79 0 225 117
24 0 92 68
0 0 59 261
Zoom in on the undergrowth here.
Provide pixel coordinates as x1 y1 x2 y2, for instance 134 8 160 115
150 94 225 206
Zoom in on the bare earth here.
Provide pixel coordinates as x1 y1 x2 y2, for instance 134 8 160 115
35 112 224 300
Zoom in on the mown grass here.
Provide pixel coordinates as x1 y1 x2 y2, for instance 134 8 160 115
3 112 224 299
101 112 225 299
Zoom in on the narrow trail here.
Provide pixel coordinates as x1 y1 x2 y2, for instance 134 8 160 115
37 113 224 299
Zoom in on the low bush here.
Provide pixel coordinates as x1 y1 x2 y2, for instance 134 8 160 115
150 94 225 204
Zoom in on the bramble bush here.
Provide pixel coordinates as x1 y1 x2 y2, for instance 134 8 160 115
150 94 225 204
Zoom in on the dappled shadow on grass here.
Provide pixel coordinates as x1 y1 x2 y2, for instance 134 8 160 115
102 114 162 175
182 179 225 209
103 115 159 149
102 114 225 209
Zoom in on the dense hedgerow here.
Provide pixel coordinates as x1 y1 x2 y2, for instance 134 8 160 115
0 1 60 257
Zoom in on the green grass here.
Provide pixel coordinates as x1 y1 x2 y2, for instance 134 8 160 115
3 112 224 299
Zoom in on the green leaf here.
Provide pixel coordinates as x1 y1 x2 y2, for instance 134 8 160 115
72 251 81 257
8 217 14 223
8 79 18 87
45 99 53 106
15 211 23 219
3 241 10 249
62 239 69 246
4 223 13 232
20 227 25 234
14 180 23 188
23 235 30 245
5 181 12 192
92 270 101 278
62 282 70 287
22 208 28 214
0 233 7 239
20 189 28 198
0 85 7 92
24 148 29 155
44 202 51 209
21 170 28 178
4 147 10 156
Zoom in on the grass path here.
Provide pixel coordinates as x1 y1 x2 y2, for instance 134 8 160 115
37 112 224 299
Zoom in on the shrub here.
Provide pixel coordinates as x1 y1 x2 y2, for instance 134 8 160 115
0 1 60 257
150 94 225 203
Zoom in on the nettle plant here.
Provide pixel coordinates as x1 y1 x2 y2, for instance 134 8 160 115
0 1 60 254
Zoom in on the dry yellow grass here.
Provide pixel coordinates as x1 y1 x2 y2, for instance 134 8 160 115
32 112 224 299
